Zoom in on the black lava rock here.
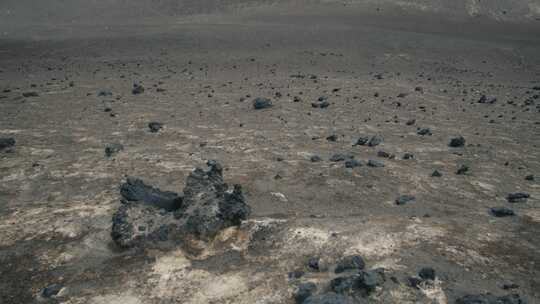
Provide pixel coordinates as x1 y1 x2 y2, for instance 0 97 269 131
132 83 145 94
308 257 320 271
368 135 383 147
98 89 112 97
431 170 442 177
330 269 385 296
418 267 436 280
478 95 497 104
345 159 362 168
506 192 530 203
105 143 124 157
491 207 515 217
289 270 305 279
395 195 415 205
335 255 365 273
22 91 39 97
417 128 432 136
148 122 163 133
0 137 16 151
525 174 534 181
403 153 414 160
456 165 469 175
353 136 370 146
111 161 250 247
294 282 317 303
120 177 183 211
311 155 323 162
377 150 390 158
449 136 466 148
327 134 338 142
406 119 416 126
330 153 354 162
253 97 273 109
41 283 63 298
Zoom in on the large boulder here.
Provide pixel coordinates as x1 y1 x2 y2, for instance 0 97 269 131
111 161 251 248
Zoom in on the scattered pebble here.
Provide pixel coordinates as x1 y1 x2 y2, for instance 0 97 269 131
449 136 466 148
132 83 145 94
148 122 163 133
253 97 273 109
0 137 16 151
491 207 515 217
105 143 124 157
506 192 530 203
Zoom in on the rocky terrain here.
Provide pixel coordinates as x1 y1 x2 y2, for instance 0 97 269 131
0 1 539 303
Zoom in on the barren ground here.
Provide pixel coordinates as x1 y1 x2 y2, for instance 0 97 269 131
1 1 539 303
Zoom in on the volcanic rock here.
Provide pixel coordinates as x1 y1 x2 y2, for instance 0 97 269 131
111 161 250 248
253 97 273 109
0 137 16 151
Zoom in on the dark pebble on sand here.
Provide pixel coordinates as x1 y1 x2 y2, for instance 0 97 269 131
253 97 273 109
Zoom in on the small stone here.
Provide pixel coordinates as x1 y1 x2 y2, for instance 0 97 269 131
288 270 305 279
345 159 362 168
0 137 16 151
335 255 365 273
367 159 384 167
418 267 436 280
368 135 383 147
525 174 534 181
330 153 353 162
308 257 320 271
417 128 432 136
22 91 39 97
449 136 466 148
377 150 390 158
407 277 422 288
326 134 338 142
478 95 497 104
456 165 469 175
502 283 519 290
353 136 370 146
41 283 63 298
403 153 414 160
105 143 124 157
491 207 515 217
396 195 415 205
253 97 272 109
310 155 322 162
132 83 145 94
406 119 416 126
98 89 112 96
506 192 530 203
148 122 163 133
431 170 442 177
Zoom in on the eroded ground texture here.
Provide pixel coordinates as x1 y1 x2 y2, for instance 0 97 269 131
1 0 539 303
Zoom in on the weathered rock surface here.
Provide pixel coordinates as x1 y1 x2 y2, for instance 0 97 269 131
111 161 250 248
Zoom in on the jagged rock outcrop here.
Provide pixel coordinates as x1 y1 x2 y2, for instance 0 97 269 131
111 161 251 248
